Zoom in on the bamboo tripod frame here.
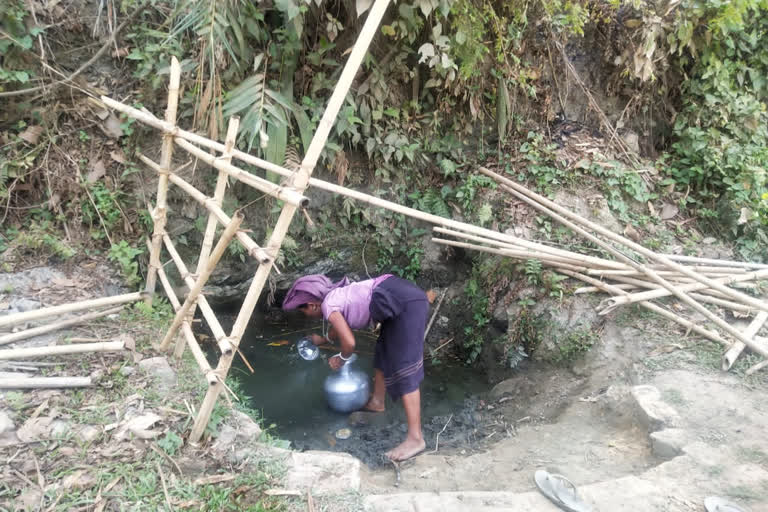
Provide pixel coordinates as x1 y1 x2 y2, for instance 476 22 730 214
96 0 397 443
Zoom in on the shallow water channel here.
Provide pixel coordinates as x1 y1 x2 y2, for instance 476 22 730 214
206 311 491 467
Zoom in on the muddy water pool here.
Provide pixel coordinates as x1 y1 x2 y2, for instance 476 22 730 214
206 312 491 467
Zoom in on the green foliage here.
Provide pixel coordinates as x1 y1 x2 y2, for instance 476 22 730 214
625 0 768 261
81 182 123 240
518 132 568 195
108 240 144 287
10 220 75 260
128 299 174 328
551 327 597 364
156 431 183 456
0 1 40 88
462 275 490 364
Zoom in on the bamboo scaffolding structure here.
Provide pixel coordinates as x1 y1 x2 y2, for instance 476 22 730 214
138 154 272 265
0 292 143 329
722 311 768 371
0 341 124 360
145 56 181 306
174 138 309 208
0 377 92 389
178 117 242 360
557 270 730 347
479 167 768 316
188 0 393 444
150 240 215 382
480 167 768 359
161 234 232 356
159 212 244 351
0 306 124 346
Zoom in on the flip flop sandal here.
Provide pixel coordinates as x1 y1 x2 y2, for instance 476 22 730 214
704 497 747 512
534 470 593 512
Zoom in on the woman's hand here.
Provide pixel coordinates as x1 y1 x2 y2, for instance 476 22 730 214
328 354 345 371
309 333 327 346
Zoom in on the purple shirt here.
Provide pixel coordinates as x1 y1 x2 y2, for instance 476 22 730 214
321 275 392 329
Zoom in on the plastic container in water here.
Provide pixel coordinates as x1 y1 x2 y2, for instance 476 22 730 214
324 353 369 413
296 337 319 360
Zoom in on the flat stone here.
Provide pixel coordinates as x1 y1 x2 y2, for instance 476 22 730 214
650 428 689 459
119 366 135 377
285 451 360 495
630 385 680 432
138 357 176 390
50 419 70 438
10 298 41 313
77 425 101 444
0 409 15 434
210 410 263 462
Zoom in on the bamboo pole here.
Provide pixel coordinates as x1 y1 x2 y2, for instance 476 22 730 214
746 357 768 375
487 176 768 359
159 212 244 351
557 270 730 348
479 166 768 315
722 311 768 371
0 377 92 389
0 292 142 329
575 283 639 294
138 154 272 265
178 117 242 360
174 138 309 208
0 306 124 346
161 234 232 356
145 56 181 306
659 254 768 270
598 269 768 311
151 241 215 381
189 0 393 444
0 341 124 360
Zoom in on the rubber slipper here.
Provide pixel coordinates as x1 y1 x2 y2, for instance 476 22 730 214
534 470 593 512
704 497 747 512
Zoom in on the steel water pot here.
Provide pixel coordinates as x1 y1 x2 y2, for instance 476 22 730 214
324 353 369 413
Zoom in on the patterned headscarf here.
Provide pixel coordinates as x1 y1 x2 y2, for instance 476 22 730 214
282 274 351 310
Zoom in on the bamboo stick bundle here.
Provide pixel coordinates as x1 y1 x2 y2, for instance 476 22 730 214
189 0 393 444
174 138 309 208
0 306 124 346
182 117 241 360
0 292 143 329
722 312 768 371
149 240 215 383
586 268 747 279
145 57 181 307
138 154 272 265
433 226 627 270
480 167 768 315
0 377 92 389
0 341 124 360
432 238 592 273
647 265 749 274
161 234 233 356
592 273 751 302
479 168 768 359
597 268 768 312
159 212 244 351
558 269 731 348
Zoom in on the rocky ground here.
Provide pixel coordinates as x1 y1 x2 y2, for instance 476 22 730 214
2 259 768 511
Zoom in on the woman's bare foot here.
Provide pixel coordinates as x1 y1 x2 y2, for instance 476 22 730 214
363 396 385 412
385 435 426 461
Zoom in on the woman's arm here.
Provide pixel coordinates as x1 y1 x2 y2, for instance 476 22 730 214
327 311 356 370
